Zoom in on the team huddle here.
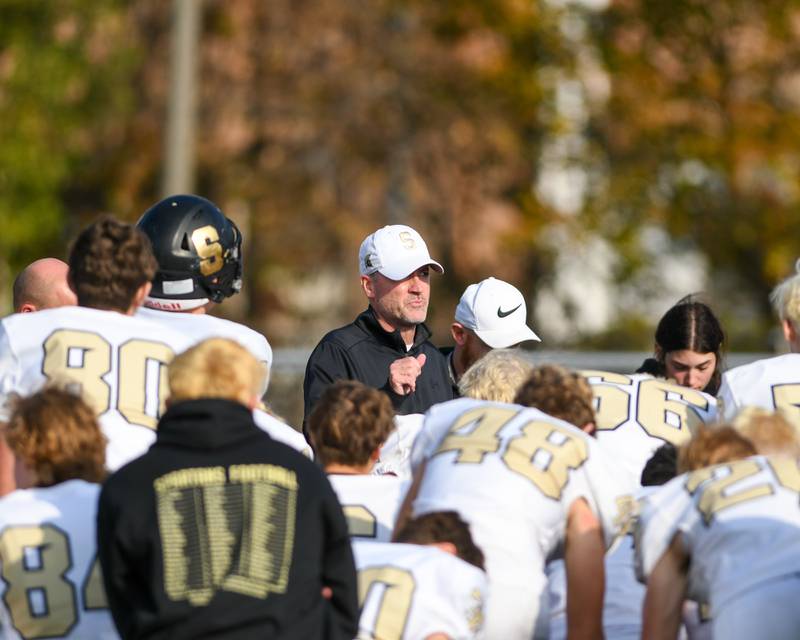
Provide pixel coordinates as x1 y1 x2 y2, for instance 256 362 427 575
1 195 799 639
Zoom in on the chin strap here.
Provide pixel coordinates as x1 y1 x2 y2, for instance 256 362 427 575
144 297 209 312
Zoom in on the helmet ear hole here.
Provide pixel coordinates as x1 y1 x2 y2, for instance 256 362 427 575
180 233 191 251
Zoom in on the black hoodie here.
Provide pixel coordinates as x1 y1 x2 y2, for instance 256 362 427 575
97 398 358 640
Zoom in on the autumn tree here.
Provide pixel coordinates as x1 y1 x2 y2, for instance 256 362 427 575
1 0 583 349
0 0 141 303
177 0 576 342
585 0 800 348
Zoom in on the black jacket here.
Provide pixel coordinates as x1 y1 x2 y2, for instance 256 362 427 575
97 399 358 640
303 308 455 428
439 345 460 398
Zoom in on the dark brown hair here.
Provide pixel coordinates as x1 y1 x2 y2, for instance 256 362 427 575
68 216 157 311
653 297 725 395
641 443 678 486
514 364 595 430
393 511 485 571
6 387 107 486
307 380 395 468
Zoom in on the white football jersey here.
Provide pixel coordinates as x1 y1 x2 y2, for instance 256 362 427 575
252 408 313 458
329 475 410 542
137 306 273 395
0 480 118 639
718 353 800 425
410 397 625 638
583 371 717 489
373 413 424 481
0 307 192 470
636 455 800 616
545 373 716 638
353 540 487 640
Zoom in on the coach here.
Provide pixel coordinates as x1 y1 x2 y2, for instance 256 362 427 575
303 224 454 429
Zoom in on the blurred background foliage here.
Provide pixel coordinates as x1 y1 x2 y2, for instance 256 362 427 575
2 0 799 356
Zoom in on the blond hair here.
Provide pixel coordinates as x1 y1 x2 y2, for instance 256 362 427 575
770 262 800 327
458 349 533 403
168 338 265 406
6 387 106 486
730 406 800 457
515 364 595 429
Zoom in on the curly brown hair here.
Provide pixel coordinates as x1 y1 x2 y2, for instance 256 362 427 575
6 387 107 486
514 364 595 430
68 216 158 311
307 380 395 468
393 511 485 571
678 425 756 473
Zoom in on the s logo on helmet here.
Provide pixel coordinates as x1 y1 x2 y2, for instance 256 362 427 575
191 225 225 276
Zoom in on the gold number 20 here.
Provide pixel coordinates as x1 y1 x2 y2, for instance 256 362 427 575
685 457 800 523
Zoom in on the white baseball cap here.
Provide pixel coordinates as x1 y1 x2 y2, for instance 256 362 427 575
455 277 541 348
359 225 444 281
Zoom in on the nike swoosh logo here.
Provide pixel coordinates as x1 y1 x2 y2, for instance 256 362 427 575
497 304 521 318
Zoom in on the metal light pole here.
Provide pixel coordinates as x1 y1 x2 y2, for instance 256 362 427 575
162 0 201 196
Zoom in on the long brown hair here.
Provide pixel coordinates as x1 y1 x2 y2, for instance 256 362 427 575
653 296 725 395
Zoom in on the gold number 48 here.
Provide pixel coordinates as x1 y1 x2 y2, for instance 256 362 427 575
434 406 588 500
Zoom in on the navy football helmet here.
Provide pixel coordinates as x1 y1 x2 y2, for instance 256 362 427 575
137 194 242 305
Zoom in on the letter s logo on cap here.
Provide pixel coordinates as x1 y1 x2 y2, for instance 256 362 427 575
399 232 416 250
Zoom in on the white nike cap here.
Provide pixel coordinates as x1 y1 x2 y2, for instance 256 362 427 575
455 277 541 348
359 225 444 281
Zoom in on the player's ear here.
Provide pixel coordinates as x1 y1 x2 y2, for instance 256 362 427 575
581 421 596 437
783 319 797 346
451 323 468 345
67 271 77 294
361 275 375 300
429 541 457 557
129 282 151 314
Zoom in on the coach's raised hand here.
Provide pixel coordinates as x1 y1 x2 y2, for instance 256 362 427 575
390 353 427 395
